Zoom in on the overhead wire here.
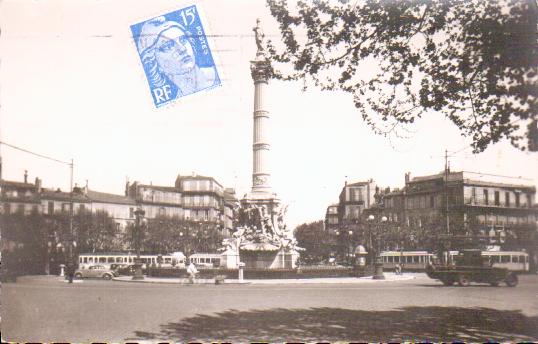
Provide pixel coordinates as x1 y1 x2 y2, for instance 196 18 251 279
0 140 71 165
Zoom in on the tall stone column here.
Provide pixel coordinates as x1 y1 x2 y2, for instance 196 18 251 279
249 58 274 200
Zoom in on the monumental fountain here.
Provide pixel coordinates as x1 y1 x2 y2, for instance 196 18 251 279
221 19 301 269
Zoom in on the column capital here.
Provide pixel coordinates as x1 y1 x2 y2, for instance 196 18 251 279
250 59 272 82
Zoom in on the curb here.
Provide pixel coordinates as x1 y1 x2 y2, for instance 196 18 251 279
112 274 418 285
113 277 251 285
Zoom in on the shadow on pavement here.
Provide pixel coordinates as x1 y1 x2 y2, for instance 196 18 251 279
127 306 538 342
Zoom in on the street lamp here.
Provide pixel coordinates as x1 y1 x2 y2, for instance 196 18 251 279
367 215 375 263
132 207 145 280
367 215 386 280
348 230 354 265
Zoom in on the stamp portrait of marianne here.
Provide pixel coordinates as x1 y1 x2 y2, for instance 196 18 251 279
131 5 221 107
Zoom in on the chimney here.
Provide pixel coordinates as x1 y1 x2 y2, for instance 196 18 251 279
405 172 411 184
125 180 130 196
24 170 28 183
35 177 42 193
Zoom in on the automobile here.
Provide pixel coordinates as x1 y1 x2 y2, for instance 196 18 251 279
113 264 137 276
74 265 118 280
110 263 131 272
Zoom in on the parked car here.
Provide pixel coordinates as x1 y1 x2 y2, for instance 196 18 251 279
113 264 136 276
74 265 118 280
110 263 131 272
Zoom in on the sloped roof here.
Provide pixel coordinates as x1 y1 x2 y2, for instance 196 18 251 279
409 171 446 183
0 180 36 189
347 181 372 187
137 185 179 192
87 190 136 205
176 174 223 188
41 189 90 202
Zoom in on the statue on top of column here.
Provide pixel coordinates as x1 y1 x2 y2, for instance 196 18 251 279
253 18 265 55
250 18 271 80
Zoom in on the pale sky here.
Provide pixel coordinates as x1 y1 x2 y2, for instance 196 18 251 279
1 0 537 229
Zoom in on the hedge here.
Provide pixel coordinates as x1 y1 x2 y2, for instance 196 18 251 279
147 267 356 279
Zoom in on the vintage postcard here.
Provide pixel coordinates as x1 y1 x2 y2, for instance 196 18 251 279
1 0 537 343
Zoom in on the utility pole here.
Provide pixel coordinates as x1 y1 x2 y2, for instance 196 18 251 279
69 159 74 264
443 149 451 265
445 149 450 235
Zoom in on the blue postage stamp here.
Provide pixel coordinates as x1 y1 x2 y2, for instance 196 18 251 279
131 5 221 107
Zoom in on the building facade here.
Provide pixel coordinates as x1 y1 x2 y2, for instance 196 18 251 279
324 204 339 234
325 171 538 269
382 171 537 236
1 172 43 215
380 170 538 269
2 172 237 236
337 179 376 224
126 173 236 236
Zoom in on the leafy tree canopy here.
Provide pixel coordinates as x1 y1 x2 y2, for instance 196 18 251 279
265 0 538 152
294 220 332 263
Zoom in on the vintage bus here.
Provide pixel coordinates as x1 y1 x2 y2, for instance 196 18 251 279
188 253 222 268
481 251 529 272
78 252 185 269
380 251 435 271
381 250 529 273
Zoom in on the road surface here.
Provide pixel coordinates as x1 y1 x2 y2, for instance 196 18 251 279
2 274 537 342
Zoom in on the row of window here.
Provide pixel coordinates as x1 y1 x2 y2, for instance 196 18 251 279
181 180 223 194
469 187 532 207
79 255 175 265
379 214 534 228
3 189 34 198
5 201 229 222
382 255 430 264
406 195 438 209
327 217 339 224
385 188 534 209
3 202 81 215
137 191 223 207
349 187 366 202
486 255 529 263
381 253 529 264
476 214 534 225
140 188 182 204
190 257 220 264
183 195 220 207
3 203 39 215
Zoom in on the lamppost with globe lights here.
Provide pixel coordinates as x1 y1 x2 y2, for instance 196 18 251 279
132 207 146 280
367 214 387 279
347 230 354 265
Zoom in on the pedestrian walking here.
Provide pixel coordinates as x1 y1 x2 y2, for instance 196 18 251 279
187 262 198 284
66 261 75 283
395 263 401 275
